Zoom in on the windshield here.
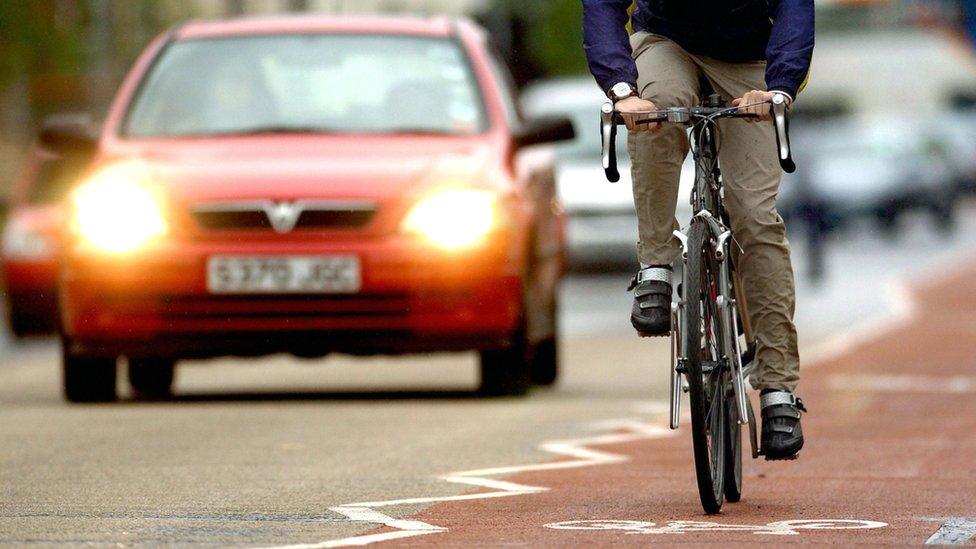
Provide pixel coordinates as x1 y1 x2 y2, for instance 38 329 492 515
123 34 487 137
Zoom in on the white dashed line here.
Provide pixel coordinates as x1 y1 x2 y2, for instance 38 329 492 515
255 415 676 548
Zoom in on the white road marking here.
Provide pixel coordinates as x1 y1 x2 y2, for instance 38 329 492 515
254 416 676 548
829 374 976 394
255 255 976 548
926 518 976 545
545 519 889 536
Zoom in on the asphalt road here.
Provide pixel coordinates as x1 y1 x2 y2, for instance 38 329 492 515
2 207 976 547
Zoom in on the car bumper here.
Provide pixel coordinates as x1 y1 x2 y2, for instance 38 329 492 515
61 236 525 358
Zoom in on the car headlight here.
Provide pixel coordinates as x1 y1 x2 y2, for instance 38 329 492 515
70 163 168 254
402 189 502 250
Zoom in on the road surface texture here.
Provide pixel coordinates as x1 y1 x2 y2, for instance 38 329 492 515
2 210 975 547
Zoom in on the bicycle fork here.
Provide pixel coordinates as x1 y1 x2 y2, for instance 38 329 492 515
668 214 751 432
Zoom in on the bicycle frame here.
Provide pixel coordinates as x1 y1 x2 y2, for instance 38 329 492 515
601 95 793 459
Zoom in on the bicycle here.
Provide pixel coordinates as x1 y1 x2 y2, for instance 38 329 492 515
600 91 795 514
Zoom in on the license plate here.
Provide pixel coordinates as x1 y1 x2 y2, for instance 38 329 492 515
207 255 361 294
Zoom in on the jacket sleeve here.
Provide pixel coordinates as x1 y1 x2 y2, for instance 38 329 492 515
765 0 815 100
582 0 638 95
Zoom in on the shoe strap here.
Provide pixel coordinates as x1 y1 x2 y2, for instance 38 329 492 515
635 267 672 286
761 391 803 410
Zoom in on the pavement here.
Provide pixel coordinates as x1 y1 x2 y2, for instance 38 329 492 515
1 209 976 547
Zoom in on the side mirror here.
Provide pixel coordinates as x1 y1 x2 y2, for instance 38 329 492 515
38 114 98 158
514 116 576 149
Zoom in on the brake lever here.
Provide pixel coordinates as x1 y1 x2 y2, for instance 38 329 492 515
771 94 796 173
601 102 620 182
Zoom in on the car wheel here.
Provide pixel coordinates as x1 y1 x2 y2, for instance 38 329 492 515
62 339 118 403
932 199 956 235
128 358 176 400
530 336 559 386
875 210 899 237
479 329 531 397
8 309 38 338
530 298 560 386
6 304 54 338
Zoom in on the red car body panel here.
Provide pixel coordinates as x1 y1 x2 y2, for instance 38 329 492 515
60 16 565 360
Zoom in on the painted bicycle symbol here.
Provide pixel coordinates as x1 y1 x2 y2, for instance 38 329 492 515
545 519 888 536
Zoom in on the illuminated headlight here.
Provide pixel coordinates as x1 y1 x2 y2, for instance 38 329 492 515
70 163 168 254
402 190 502 250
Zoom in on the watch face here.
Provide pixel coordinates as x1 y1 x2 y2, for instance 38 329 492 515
612 83 632 98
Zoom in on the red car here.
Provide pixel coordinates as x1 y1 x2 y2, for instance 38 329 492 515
1 116 94 337
51 16 572 402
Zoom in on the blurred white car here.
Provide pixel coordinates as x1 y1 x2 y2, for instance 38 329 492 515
522 77 694 268
779 117 958 235
932 111 976 195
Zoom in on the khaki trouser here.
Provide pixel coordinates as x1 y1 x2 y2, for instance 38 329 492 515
627 32 799 392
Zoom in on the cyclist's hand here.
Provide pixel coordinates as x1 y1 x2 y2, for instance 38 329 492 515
732 90 788 122
616 96 660 132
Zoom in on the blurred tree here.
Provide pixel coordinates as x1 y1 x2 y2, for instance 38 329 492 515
482 0 632 87
0 2 86 89
226 0 246 16
512 0 588 78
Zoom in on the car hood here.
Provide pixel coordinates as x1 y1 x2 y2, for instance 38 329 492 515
99 136 500 204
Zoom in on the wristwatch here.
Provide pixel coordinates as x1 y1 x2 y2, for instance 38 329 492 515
609 82 638 103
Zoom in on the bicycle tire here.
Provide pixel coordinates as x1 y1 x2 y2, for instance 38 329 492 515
684 221 726 514
724 395 743 502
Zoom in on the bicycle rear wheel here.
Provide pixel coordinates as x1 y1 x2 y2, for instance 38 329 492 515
684 221 727 514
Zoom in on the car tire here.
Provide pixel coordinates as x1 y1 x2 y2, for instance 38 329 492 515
62 340 118 403
932 199 956 235
479 329 531 397
8 310 38 339
128 358 176 400
529 335 559 386
6 304 55 338
530 297 560 386
875 210 899 237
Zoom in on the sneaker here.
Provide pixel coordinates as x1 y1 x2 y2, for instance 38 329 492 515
760 389 806 460
628 266 673 337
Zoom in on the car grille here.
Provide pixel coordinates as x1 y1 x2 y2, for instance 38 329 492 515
156 294 412 321
192 200 377 232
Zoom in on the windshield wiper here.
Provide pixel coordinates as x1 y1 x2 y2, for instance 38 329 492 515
214 125 341 136
384 127 455 136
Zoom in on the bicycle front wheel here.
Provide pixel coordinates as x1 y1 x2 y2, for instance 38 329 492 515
724 393 744 502
684 220 727 514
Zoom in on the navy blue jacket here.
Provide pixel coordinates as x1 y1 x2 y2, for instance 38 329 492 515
583 0 815 99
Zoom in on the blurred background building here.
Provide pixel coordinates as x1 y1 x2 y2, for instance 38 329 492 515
3 0 976 206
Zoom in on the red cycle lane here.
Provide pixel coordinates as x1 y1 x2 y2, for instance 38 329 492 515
389 258 976 546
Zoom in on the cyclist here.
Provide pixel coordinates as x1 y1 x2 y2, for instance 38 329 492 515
583 0 814 460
